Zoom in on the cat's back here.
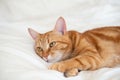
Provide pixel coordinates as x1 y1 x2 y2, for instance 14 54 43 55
83 26 120 56
83 26 120 66
85 26 120 34
84 26 120 40
68 26 120 46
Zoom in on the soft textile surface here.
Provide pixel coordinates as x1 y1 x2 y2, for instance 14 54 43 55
0 0 120 80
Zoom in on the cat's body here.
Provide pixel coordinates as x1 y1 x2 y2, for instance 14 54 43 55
28 17 120 77
68 27 120 68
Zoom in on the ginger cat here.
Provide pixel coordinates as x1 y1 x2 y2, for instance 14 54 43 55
28 17 120 77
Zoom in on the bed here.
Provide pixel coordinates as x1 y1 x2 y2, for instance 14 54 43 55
0 0 120 80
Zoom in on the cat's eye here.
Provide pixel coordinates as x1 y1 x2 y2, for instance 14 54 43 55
49 41 56 47
37 47 43 52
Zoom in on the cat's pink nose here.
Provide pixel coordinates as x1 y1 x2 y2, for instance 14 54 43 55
43 53 48 58
43 53 49 62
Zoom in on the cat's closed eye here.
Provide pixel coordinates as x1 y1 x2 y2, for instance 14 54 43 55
49 41 56 47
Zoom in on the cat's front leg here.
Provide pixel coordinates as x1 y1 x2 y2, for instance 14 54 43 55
49 59 82 74
49 60 82 77
48 61 71 73
49 53 102 77
64 68 81 77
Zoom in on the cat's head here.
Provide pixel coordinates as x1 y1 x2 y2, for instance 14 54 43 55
28 17 72 63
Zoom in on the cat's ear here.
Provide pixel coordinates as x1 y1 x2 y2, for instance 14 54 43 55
54 17 67 35
28 28 39 40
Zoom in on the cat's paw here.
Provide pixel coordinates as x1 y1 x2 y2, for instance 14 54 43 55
48 62 67 72
64 68 81 77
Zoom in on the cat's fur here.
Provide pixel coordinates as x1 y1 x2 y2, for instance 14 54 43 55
28 17 120 77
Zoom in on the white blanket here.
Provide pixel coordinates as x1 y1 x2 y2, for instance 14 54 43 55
0 0 120 80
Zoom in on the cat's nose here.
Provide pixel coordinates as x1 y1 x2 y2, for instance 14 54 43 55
43 53 48 58
43 53 49 62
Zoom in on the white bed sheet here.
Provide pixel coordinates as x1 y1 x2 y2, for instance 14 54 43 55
0 0 120 80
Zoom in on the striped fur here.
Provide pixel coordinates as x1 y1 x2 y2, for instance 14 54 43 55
28 17 120 77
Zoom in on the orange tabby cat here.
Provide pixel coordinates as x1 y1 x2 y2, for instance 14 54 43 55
28 17 120 77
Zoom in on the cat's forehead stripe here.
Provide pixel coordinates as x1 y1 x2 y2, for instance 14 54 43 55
39 40 41 46
39 34 49 49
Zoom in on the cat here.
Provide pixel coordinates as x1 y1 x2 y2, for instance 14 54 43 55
28 17 120 77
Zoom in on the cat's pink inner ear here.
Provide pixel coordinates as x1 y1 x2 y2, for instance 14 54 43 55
28 28 39 40
54 17 67 35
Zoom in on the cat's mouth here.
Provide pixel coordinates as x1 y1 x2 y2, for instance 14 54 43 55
42 56 61 63
43 58 59 63
42 52 63 63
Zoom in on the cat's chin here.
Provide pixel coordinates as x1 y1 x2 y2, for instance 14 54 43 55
47 60 58 63
46 59 61 63
45 52 64 63
42 57 61 63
